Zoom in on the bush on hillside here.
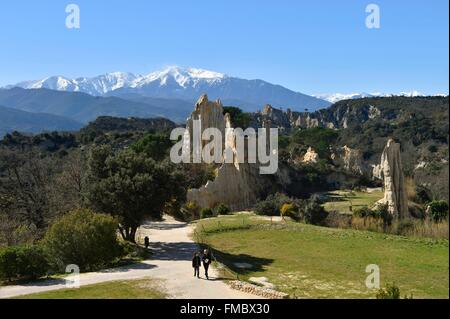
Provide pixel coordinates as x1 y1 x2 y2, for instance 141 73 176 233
353 204 392 227
280 203 297 220
200 208 214 219
353 206 375 218
180 201 201 221
215 203 231 216
43 209 123 272
427 200 449 222
303 195 329 226
0 245 49 282
254 193 292 217
376 283 401 299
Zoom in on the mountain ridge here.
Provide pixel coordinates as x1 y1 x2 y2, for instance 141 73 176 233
7 66 331 112
0 104 83 137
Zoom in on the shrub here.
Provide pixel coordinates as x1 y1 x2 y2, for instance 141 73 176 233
119 241 150 260
414 185 432 204
303 195 329 225
254 193 291 216
353 204 392 228
0 245 49 282
280 203 296 220
43 208 123 272
180 201 200 221
408 203 426 219
376 283 401 299
353 206 374 218
374 204 393 227
200 208 214 219
427 200 449 222
216 203 231 216
254 197 280 216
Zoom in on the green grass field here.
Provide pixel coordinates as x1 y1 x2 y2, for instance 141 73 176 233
196 214 449 299
323 189 384 214
16 278 168 299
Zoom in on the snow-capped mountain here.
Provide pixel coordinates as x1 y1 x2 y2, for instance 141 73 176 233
13 72 140 96
8 66 330 112
314 91 434 103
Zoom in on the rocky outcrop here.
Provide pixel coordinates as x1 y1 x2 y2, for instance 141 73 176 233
251 101 382 131
377 139 409 219
302 147 320 164
229 281 289 299
332 145 368 176
184 94 225 161
186 95 283 210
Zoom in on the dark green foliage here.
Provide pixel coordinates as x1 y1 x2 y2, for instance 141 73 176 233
223 106 252 128
414 185 432 204
131 132 173 160
1 131 77 152
427 200 449 222
353 204 392 226
200 208 214 219
0 245 49 282
303 195 329 226
254 193 290 216
86 146 186 242
254 193 329 225
78 116 175 144
376 283 401 299
43 209 122 272
291 127 338 159
179 201 201 222
353 206 375 218
119 241 151 260
180 163 216 190
216 203 231 216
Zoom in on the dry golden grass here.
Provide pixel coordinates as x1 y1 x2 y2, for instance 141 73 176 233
350 217 448 239
405 176 417 201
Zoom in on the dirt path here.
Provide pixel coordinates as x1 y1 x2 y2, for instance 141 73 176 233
0 216 259 299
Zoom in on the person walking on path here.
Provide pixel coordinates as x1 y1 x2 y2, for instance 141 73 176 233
202 249 212 280
192 251 201 278
144 236 150 249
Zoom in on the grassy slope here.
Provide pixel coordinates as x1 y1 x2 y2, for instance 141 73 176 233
197 215 449 299
323 189 384 214
16 278 167 299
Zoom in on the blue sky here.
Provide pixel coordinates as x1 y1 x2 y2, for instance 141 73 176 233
0 0 448 95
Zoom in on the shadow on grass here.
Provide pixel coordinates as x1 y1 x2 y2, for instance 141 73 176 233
209 248 274 276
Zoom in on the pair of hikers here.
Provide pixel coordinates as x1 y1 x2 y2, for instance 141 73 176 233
192 249 212 279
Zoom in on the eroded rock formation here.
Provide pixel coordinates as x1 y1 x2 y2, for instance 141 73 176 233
186 95 281 210
302 147 320 164
331 145 368 176
377 139 409 219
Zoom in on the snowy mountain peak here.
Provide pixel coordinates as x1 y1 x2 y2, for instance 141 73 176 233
5 67 332 112
10 67 227 93
134 66 226 88
314 91 433 103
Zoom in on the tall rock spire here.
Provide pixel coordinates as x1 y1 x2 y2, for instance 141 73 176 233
379 139 409 219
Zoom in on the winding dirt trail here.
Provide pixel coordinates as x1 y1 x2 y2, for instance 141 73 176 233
0 216 258 299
